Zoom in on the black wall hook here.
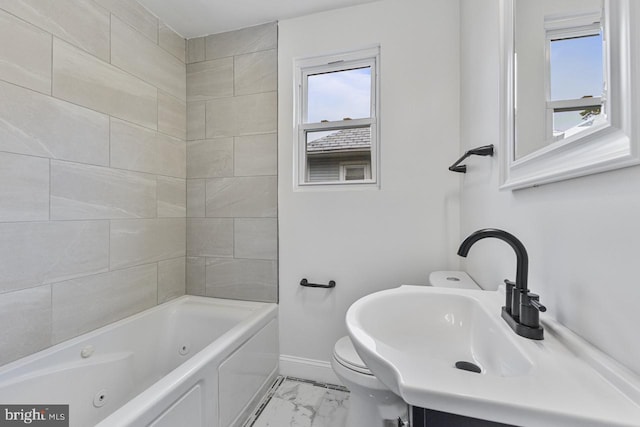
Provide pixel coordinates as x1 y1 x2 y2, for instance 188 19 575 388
449 144 494 173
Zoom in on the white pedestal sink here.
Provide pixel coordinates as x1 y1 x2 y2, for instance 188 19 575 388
346 285 640 427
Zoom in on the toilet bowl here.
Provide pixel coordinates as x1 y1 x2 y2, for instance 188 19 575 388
332 271 480 426
331 336 406 427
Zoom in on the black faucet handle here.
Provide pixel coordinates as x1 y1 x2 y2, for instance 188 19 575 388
519 292 546 330
503 279 515 314
527 293 547 312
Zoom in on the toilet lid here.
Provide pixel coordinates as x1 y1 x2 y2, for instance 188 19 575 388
334 336 373 375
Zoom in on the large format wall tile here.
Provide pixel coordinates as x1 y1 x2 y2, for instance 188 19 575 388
186 256 205 296
0 221 109 293
234 218 278 260
53 39 158 129
187 58 233 102
159 22 186 63
0 0 189 365
158 91 186 140
187 102 206 141
206 92 277 138
110 219 186 270
234 134 278 176
0 0 110 61
52 264 157 342
187 138 233 178
157 176 186 218
205 258 277 303
0 80 109 165
187 37 205 64
234 50 277 96
0 9 51 94
110 118 186 178
205 23 277 60
158 257 186 303
94 0 158 43
187 179 206 218
187 218 233 257
0 285 52 366
234 92 278 136
206 177 277 218
186 22 279 304
0 153 49 222
203 97 233 138
111 16 186 102
50 161 156 220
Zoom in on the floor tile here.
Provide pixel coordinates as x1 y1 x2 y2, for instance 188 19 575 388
245 377 349 427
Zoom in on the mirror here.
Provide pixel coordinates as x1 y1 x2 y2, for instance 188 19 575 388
500 0 640 190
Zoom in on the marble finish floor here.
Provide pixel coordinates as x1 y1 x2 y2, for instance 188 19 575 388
243 376 350 427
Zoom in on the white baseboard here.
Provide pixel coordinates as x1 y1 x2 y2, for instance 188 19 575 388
279 354 342 386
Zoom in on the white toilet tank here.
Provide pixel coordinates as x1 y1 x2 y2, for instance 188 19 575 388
428 271 481 290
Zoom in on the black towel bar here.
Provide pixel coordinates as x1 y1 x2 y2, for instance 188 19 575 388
300 278 336 288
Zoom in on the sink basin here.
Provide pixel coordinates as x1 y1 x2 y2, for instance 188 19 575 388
346 285 640 427
351 289 532 379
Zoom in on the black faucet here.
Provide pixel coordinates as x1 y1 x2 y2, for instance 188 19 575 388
457 228 546 340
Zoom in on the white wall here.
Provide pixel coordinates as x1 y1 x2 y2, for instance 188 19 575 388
460 0 640 377
278 0 461 381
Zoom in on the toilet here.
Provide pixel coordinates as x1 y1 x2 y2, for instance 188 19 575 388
331 271 480 427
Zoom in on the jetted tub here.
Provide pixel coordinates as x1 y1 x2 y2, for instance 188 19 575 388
0 296 279 427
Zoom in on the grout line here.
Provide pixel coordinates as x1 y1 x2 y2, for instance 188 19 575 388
0 73 175 141
232 217 236 258
203 98 208 142
108 116 111 167
202 255 207 297
49 283 54 345
156 260 160 305
48 159 52 221
0 152 186 181
109 13 112 64
107 219 111 272
50 34 53 96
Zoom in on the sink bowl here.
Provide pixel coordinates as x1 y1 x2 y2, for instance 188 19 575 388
346 285 640 427
350 289 532 380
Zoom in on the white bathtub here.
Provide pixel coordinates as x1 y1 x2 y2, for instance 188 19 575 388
0 296 279 427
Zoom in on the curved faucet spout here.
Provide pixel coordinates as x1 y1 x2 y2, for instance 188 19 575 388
457 228 528 293
457 228 544 339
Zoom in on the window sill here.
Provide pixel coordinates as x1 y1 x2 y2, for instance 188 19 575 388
294 180 380 192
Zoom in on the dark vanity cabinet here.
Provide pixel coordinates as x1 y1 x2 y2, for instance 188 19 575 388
411 406 517 427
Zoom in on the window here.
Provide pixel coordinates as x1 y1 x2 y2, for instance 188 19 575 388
340 161 371 181
545 12 605 141
295 47 379 187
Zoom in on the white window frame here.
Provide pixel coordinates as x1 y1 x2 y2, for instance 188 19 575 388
500 0 640 191
339 161 372 181
544 12 605 140
294 46 380 190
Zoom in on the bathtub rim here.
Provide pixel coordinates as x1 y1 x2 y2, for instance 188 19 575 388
0 295 274 375
94 296 278 426
0 295 278 427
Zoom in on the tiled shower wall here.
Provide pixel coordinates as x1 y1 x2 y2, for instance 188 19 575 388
0 1 187 366
185 23 278 303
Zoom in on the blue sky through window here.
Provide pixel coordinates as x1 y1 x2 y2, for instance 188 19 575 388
550 33 603 101
307 67 371 123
